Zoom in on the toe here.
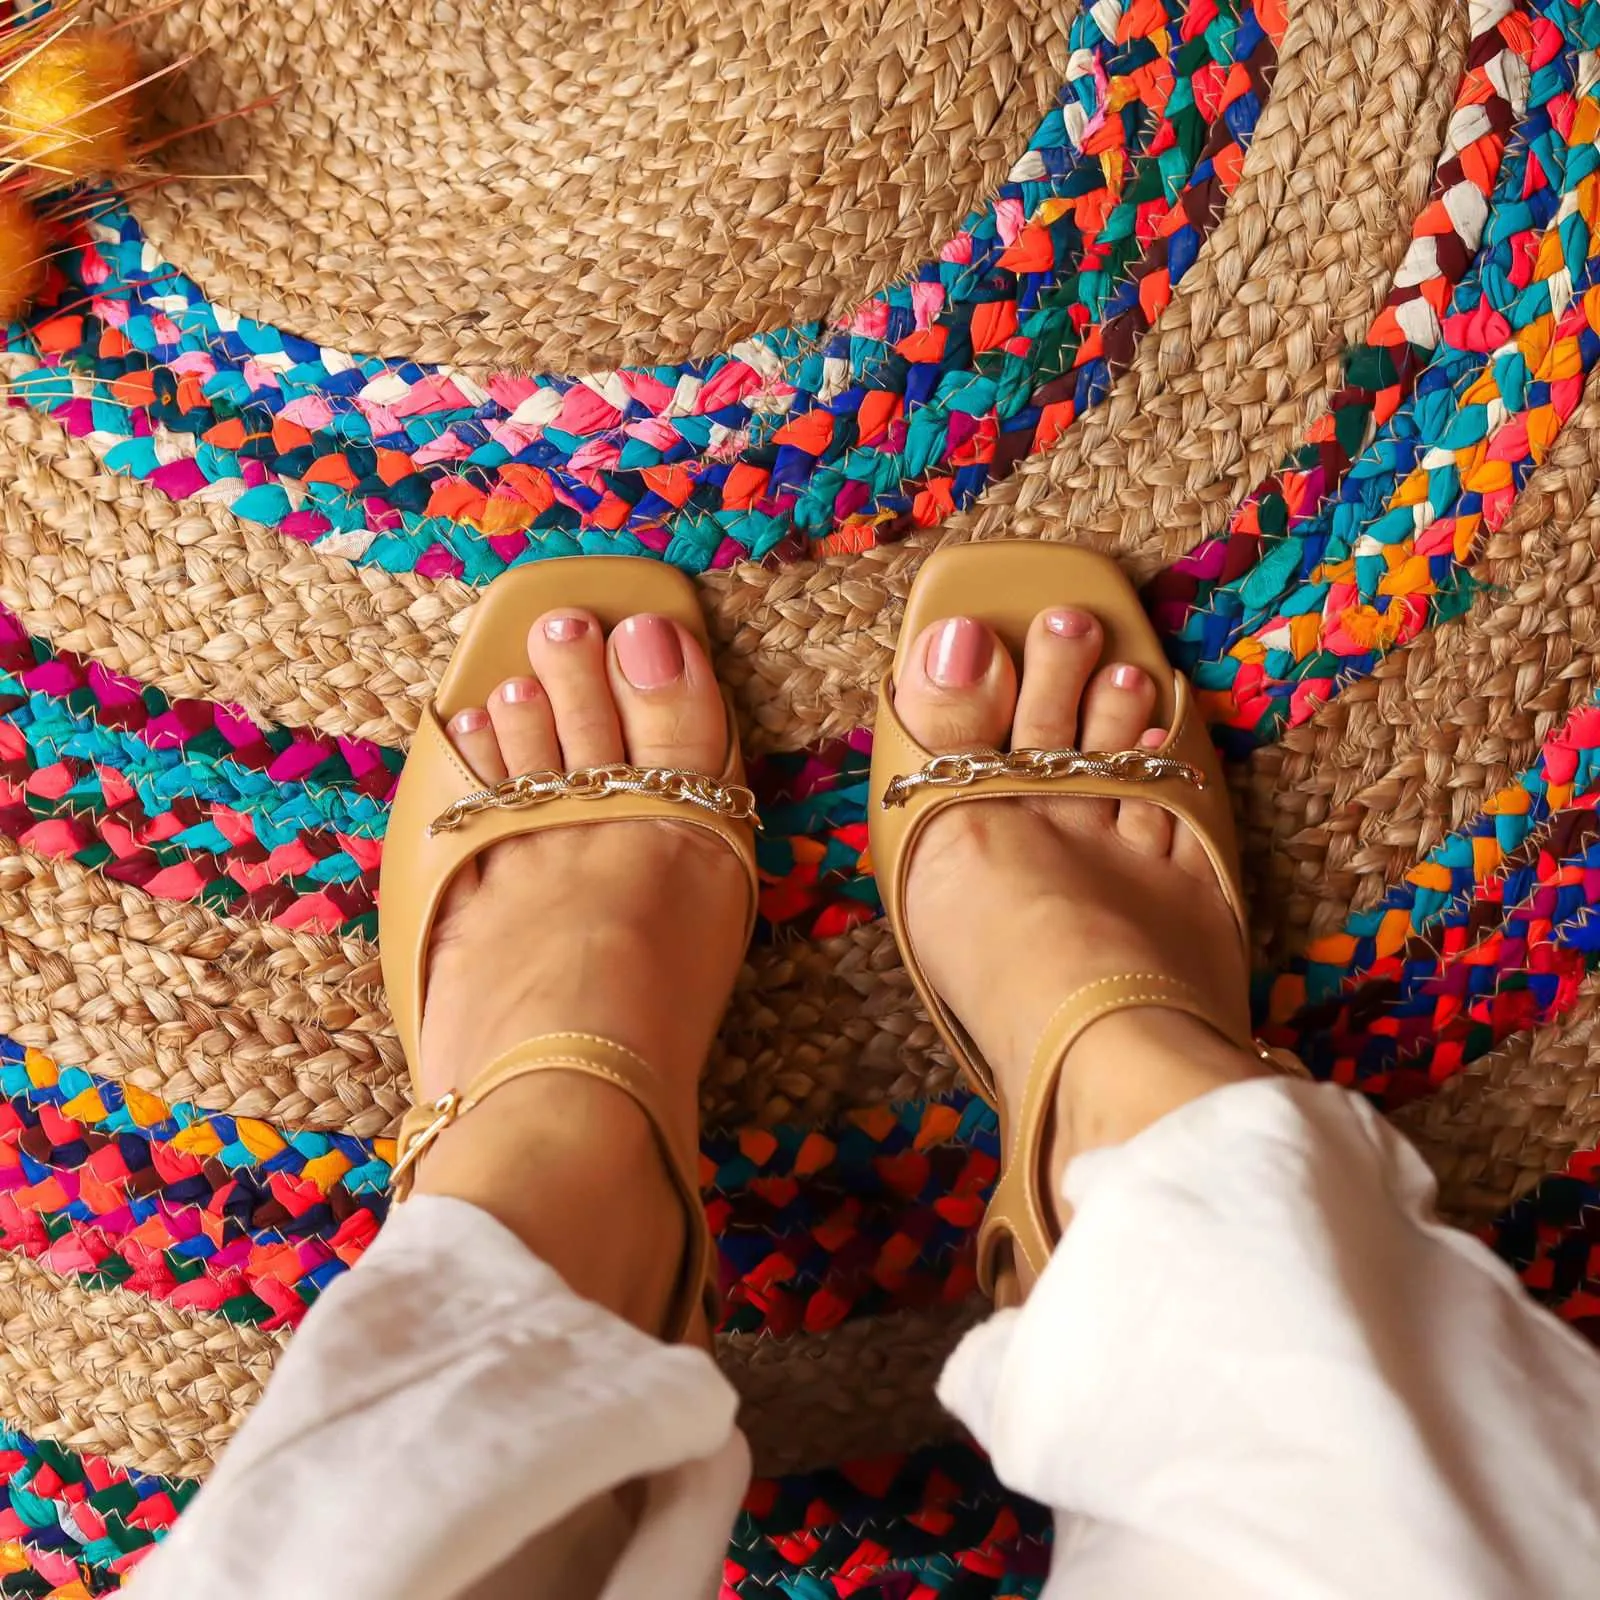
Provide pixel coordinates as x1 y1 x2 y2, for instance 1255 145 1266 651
1079 661 1157 754
892 617 1017 754
608 614 729 774
1012 608 1102 751
1076 661 1158 825
446 706 507 785
526 610 626 769
438 706 506 912
487 676 562 775
1116 727 1177 856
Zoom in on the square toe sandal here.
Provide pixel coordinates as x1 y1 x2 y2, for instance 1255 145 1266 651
379 557 760 1342
868 541 1306 1305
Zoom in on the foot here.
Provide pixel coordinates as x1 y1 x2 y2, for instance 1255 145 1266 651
892 609 1271 1226
411 609 749 1337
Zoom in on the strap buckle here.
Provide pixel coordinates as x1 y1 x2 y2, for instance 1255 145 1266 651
389 1091 461 1194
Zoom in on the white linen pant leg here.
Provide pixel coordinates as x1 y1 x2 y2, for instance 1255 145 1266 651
130 1078 1600 1600
126 1195 750 1600
941 1077 1600 1600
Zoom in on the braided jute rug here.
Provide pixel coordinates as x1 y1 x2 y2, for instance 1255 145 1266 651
1 0 1599 1589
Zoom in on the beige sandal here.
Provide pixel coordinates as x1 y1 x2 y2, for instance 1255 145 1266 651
869 542 1288 1305
379 556 759 1341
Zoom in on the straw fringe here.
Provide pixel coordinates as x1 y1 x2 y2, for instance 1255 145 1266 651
0 1248 285 1478
1237 370 1600 962
119 0 1068 371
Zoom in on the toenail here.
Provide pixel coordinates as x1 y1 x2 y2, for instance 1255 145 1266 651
615 614 685 689
1044 608 1093 638
498 677 542 704
1111 664 1147 691
449 708 489 735
927 617 993 688
544 615 589 643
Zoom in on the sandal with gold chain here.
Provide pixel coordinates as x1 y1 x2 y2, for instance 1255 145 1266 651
868 541 1305 1305
378 557 759 1341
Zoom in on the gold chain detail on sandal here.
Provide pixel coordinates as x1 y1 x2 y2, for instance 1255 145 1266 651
430 763 761 836
882 746 1205 808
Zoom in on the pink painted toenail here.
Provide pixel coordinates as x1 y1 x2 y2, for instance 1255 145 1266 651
927 618 993 688
1044 608 1093 637
1111 664 1147 691
615 614 684 689
544 615 589 643
499 677 541 704
449 708 489 735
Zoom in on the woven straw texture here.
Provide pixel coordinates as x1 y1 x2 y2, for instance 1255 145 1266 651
3 0 1600 1591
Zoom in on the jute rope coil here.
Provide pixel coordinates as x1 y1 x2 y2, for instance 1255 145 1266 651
0 841 952 1134
951 0 1464 568
726 1304 980 1476
0 1227 976 1484
707 0 1464 735
106 0 1066 371
0 843 407 1138
0 395 449 750
0 1250 285 1479
4 0 1583 1520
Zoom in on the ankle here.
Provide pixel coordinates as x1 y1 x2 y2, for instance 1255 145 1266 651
1046 1009 1269 1209
413 1073 689 1334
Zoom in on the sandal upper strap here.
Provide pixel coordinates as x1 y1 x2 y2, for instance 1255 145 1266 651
390 1032 716 1343
384 702 760 1083
975 975 1305 1300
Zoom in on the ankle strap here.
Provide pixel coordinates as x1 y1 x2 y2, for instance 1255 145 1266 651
390 1033 717 1342
976 974 1292 1300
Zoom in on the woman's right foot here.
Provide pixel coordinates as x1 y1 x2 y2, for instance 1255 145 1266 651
410 606 751 1338
891 608 1273 1218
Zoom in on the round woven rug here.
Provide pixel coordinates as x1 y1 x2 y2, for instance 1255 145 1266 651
1 0 1599 1589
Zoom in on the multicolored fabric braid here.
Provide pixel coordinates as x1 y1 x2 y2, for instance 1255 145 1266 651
1264 698 1600 1101
1149 0 1534 657
4 0 1284 576
0 1039 386 1330
1167 0 1600 744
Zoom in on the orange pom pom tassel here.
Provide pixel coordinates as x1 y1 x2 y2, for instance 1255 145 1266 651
0 191 48 323
2 30 140 178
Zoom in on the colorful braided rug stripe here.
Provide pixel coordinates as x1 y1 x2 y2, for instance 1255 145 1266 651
2 0 1600 1593
0 1030 1587 1593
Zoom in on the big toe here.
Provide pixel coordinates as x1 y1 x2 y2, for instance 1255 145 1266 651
892 617 1017 753
608 614 729 775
